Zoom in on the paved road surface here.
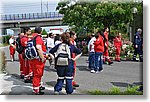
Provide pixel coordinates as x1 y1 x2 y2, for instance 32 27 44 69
0 46 143 95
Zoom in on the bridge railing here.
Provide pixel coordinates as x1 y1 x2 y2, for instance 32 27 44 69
0 12 64 21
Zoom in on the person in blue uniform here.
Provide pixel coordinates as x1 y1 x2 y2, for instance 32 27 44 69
133 28 143 62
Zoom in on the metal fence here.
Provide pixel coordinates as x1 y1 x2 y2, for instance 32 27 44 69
0 12 64 21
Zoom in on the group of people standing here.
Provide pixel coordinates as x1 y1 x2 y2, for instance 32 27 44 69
88 27 115 73
8 26 143 95
8 27 82 95
87 27 143 73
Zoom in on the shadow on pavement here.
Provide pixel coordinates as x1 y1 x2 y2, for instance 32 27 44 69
2 74 55 95
45 81 57 87
111 81 143 89
77 66 90 71
111 82 133 87
44 66 56 72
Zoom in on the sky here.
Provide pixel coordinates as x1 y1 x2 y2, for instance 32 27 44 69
0 0 69 35
1 0 59 14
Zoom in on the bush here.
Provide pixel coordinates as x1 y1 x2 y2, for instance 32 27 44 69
0 50 7 73
1 35 11 44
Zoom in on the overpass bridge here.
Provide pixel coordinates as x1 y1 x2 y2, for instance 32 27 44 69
0 12 64 35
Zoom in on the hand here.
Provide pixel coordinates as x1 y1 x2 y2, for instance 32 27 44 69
135 45 138 48
44 54 49 59
41 58 46 63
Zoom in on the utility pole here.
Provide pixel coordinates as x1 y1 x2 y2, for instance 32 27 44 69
47 1 48 12
41 0 43 14
44 1 49 13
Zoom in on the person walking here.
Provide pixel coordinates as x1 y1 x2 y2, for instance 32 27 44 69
113 32 122 62
88 33 96 73
49 33 82 94
9 35 16 62
133 28 143 62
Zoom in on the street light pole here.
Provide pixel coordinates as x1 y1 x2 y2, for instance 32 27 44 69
132 7 138 42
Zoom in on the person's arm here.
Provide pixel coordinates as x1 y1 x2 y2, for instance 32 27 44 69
71 45 82 61
72 53 82 61
36 45 45 62
9 39 15 47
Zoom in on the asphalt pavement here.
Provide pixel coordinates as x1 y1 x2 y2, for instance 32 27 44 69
0 46 143 95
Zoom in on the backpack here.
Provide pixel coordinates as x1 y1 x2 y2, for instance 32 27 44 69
16 36 25 54
24 35 40 60
55 43 71 67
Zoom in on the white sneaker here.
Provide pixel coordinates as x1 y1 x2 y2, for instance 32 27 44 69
54 91 59 95
11 59 14 62
99 69 103 72
95 71 99 73
90 70 95 73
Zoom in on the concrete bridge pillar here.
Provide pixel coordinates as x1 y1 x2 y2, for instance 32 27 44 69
10 28 21 36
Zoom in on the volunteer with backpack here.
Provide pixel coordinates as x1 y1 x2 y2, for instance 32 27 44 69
9 35 16 62
49 33 82 94
26 27 46 95
16 28 25 79
69 31 79 87
21 27 33 83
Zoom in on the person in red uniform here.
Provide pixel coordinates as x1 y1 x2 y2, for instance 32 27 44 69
21 27 33 83
17 28 25 79
113 32 122 62
9 35 16 62
29 26 46 95
94 31 104 72
69 31 79 87
103 27 113 65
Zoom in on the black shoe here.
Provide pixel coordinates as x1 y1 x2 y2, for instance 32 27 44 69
24 79 32 83
132 58 137 61
103 61 107 64
73 86 76 90
108 61 113 65
73 84 79 87
34 91 44 95
40 86 45 90
20 75 24 79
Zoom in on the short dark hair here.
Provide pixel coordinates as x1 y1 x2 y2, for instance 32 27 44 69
35 26 42 34
49 33 53 37
24 27 31 34
69 31 76 37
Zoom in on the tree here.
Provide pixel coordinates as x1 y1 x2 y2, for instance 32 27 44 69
42 29 47 35
56 0 143 36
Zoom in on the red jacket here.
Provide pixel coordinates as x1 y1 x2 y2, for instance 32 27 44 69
94 36 104 53
113 36 122 47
